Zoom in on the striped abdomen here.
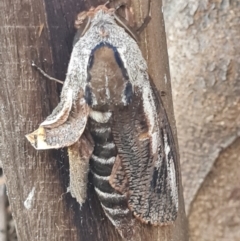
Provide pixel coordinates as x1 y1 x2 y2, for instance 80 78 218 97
88 110 133 236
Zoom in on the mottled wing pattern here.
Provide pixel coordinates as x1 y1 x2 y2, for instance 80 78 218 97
109 155 129 194
26 91 89 150
111 84 178 225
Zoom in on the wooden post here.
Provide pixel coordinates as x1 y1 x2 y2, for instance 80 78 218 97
0 0 188 240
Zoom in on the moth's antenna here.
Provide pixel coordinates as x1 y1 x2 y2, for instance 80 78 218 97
108 1 139 41
32 61 64 85
104 0 110 6
136 0 152 34
113 13 138 41
80 17 91 37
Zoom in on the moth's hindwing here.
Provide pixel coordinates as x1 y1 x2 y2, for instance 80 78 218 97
110 84 179 225
68 130 94 205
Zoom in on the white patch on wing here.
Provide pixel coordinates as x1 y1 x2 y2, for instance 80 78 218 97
24 187 35 210
168 157 178 210
164 133 171 157
142 87 156 134
164 133 178 210
90 90 98 106
105 74 110 99
151 132 158 155
89 110 112 123
141 86 161 157
121 90 127 105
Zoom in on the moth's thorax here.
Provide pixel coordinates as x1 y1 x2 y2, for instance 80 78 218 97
85 45 132 111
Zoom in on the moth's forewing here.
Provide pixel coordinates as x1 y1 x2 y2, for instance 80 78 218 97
40 88 73 128
26 93 89 150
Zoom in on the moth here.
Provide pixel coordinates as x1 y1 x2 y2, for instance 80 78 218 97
26 4 179 240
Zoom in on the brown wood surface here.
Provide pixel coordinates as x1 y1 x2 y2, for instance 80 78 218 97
0 0 188 240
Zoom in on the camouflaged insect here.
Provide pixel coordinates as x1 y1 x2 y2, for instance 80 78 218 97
26 5 179 240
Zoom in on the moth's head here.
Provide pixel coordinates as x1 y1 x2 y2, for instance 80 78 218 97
75 5 114 27
74 5 115 38
73 4 137 44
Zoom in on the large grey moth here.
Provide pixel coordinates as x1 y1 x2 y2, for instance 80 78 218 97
26 4 179 240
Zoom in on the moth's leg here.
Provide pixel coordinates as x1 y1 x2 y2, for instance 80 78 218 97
136 0 152 34
109 1 138 41
112 0 152 32
31 61 64 85
111 0 152 39
104 0 110 6
107 0 130 10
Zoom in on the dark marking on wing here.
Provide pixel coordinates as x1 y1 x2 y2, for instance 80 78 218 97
84 85 93 106
124 82 133 104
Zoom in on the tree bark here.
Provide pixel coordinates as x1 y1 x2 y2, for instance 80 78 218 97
0 0 187 240
163 0 240 240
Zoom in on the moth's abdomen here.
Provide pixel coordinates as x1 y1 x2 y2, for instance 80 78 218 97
88 112 133 237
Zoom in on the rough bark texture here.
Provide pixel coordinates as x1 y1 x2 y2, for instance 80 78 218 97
189 138 240 241
163 0 240 240
0 0 187 240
